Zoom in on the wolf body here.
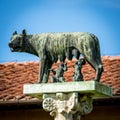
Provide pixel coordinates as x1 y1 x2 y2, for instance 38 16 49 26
9 30 103 83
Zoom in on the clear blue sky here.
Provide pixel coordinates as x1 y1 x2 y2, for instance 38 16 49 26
1 0 120 63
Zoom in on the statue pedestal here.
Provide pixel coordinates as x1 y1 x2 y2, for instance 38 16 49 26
23 81 112 120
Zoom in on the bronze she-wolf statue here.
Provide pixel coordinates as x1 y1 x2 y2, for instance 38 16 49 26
8 29 103 83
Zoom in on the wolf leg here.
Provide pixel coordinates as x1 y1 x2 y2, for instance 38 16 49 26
42 59 53 83
37 57 46 83
38 56 53 83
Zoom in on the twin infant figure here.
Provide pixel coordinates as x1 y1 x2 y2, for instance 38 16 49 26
50 58 86 83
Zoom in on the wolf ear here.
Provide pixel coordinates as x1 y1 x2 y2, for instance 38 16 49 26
13 31 17 35
22 29 27 36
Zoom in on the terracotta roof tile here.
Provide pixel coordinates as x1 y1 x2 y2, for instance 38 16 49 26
0 56 120 101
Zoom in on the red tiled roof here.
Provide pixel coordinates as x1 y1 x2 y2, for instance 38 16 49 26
0 56 120 102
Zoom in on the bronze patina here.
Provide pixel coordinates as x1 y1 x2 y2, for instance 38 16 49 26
9 29 103 83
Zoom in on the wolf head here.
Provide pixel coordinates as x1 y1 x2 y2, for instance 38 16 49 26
8 29 27 52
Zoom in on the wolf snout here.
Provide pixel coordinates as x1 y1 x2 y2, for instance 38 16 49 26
8 42 14 52
8 42 12 47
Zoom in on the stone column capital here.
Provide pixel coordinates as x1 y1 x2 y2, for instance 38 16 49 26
42 93 93 120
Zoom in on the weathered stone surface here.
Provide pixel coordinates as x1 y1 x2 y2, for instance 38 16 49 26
23 81 112 98
42 93 93 120
23 81 112 120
